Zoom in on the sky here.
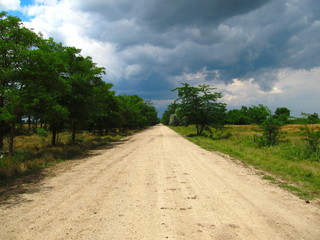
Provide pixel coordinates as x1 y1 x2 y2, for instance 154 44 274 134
1 0 320 117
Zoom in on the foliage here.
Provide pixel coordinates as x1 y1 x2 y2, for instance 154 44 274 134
0 12 159 156
305 113 320 124
274 107 291 124
161 103 179 125
36 128 48 137
226 104 271 125
300 125 320 155
172 83 226 136
258 117 282 146
247 104 271 124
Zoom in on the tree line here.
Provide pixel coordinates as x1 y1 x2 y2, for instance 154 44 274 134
161 83 320 145
162 84 319 128
0 12 158 155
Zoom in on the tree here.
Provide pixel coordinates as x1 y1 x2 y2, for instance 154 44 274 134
226 107 252 125
274 107 291 124
247 104 270 124
172 83 226 136
259 117 282 146
63 47 106 143
117 95 158 131
0 12 40 153
88 81 118 135
307 113 319 124
161 103 179 125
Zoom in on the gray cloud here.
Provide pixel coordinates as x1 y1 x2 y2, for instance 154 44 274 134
21 0 320 114
81 0 320 87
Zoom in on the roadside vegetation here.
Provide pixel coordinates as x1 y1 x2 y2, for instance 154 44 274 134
163 83 320 200
0 130 125 182
0 12 159 181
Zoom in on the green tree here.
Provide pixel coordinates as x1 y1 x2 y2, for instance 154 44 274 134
247 104 270 124
63 47 106 143
116 95 158 131
161 103 179 125
31 38 71 145
274 107 291 124
172 83 226 136
259 117 282 146
88 81 118 135
307 113 319 124
0 12 40 154
226 107 252 125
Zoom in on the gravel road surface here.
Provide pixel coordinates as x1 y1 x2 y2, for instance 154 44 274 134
1 124 319 239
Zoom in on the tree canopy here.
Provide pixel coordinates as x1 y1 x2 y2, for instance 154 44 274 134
171 83 226 136
0 12 158 154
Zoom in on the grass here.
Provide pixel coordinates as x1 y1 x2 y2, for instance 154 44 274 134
170 124 320 200
0 130 128 184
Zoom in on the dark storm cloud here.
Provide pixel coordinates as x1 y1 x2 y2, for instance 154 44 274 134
76 0 319 97
79 0 270 27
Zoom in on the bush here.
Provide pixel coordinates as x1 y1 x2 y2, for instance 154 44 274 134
36 128 49 137
300 125 320 156
258 117 282 146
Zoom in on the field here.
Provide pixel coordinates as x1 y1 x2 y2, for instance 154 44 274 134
171 124 320 200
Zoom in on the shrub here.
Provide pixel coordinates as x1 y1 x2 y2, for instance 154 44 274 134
258 117 282 146
36 128 49 137
300 125 320 156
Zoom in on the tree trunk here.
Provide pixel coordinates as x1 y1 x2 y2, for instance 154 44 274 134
199 124 205 135
71 121 76 144
51 128 57 146
0 125 4 150
0 96 4 150
9 123 14 156
28 115 31 130
196 125 200 135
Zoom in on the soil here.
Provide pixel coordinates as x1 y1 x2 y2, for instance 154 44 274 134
1 124 319 239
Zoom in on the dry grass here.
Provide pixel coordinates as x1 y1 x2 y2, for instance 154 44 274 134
0 131 125 181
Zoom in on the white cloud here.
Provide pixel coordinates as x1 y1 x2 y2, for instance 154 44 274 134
22 0 123 83
216 68 320 116
171 66 320 116
0 0 20 10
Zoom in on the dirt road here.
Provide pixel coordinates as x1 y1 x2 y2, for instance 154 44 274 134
1 124 319 239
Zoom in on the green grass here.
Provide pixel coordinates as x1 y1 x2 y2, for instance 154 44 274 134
171 125 320 200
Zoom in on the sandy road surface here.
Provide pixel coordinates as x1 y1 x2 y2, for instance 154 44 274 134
1 124 320 240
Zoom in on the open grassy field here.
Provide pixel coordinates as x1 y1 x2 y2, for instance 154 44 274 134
0 131 127 182
171 124 320 200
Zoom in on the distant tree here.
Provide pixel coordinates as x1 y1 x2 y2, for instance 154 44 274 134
247 104 271 124
116 95 158 131
226 107 251 125
172 83 226 136
161 103 179 125
307 113 319 124
141 100 159 127
274 107 291 124
169 113 180 126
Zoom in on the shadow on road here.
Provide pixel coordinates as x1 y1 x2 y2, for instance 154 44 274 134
0 138 129 208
